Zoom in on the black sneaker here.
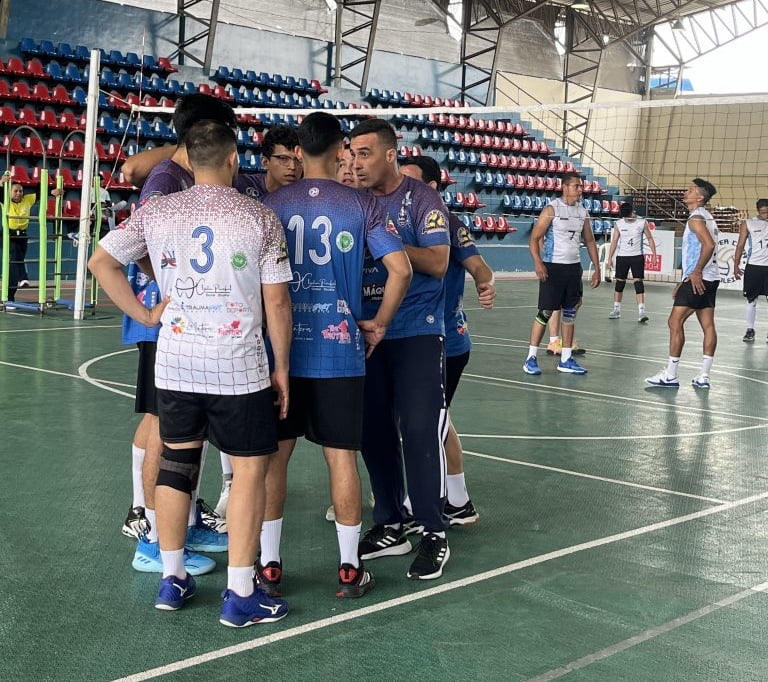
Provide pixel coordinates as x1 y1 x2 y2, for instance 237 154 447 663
402 515 425 536
444 499 479 526
197 498 227 533
336 562 375 598
121 505 150 539
255 559 283 597
407 533 450 580
744 328 756 342
358 525 413 560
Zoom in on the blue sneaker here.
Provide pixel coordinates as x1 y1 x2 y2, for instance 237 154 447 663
132 537 216 576
219 586 289 627
186 523 228 553
154 574 197 611
645 370 680 388
557 357 587 374
522 356 541 375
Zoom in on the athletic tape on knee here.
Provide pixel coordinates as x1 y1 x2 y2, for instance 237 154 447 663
561 306 577 324
535 309 553 326
157 446 202 495
614 279 626 293
634 280 645 294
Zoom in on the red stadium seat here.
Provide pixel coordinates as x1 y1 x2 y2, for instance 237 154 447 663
55 167 79 188
24 136 45 157
46 138 64 157
31 84 53 103
537 159 547 172
496 216 509 233
9 165 34 185
530 140 539 154
38 109 63 129
0 105 17 125
63 199 81 217
521 139 531 153
12 81 34 101
454 192 465 208
1 134 24 155
58 112 79 130
5 56 26 76
440 169 457 186
517 157 528 171
63 138 84 158
25 58 46 79
482 216 496 232
16 106 38 126
156 57 178 73
498 155 509 169
51 84 74 104
507 156 518 170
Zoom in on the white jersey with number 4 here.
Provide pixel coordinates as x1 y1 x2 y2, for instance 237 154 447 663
542 198 589 264
614 218 648 257
746 217 768 266
682 206 719 280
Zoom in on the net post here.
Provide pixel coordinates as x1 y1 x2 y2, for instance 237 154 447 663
37 168 48 308
1 176 9 306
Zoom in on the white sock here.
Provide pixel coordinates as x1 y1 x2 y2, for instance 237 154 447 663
403 494 413 516
260 518 283 564
613 302 621 311
335 522 361 567
701 355 714 376
561 348 573 362
528 344 538 359
447 473 469 506
665 356 680 378
227 565 255 597
549 335 559 344
638 303 645 315
145 508 158 543
746 300 757 328
160 549 185 579
220 450 233 477
131 445 145 508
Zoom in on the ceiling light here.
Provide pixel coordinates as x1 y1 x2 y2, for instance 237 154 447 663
572 2 590 10
671 18 684 31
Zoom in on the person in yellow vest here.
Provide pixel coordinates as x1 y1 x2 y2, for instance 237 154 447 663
1 171 61 304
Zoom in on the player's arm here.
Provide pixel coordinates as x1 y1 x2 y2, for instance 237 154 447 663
463 254 496 309
582 218 601 289
686 216 715 295
607 226 620 266
136 255 156 281
403 243 449 278
529 205 553 281
88 247 168 325
642 222 657 259
359 250 412 356
121 145 176 188
733 221 749 279
262 282 292 419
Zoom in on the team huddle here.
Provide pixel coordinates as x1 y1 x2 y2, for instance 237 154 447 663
88 92 753 629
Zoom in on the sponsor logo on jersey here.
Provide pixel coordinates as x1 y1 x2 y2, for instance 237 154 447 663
337 299 350 314
426 314 435 324
457 226 474 247
321 320 351 343
135 271 150 288
231 251 248 270
385 217 399 236
293 322 313 340
218 320 243 338
336 231 354 253
363 283 384 300
161 251 177 269
170 316 187 335
277 240 289 263
309 187 319 197
423 209 447 234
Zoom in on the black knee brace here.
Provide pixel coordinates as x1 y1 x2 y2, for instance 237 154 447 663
614 279 626 293
535 309 553 326
157 446 202 495
634 280 645 294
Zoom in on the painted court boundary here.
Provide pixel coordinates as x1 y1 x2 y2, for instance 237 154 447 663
112 490 768 681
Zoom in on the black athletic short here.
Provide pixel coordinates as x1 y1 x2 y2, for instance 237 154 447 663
538 262 583 311
445 351 470 407
157 386 278 456
135 341 158 416
673 279 719 309
743 264 768 302
276 376 365 450
614 255 645 281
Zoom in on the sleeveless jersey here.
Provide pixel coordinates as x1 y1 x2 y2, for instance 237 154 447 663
542 197 589 264
264 179 403 378
361 175 450 339
614 217 648 257
682 206 719 280
745 217 768 266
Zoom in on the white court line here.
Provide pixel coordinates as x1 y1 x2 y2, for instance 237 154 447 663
111 489 768 682
78 349 137 399
462 373 768 424
0 324 120 334
0 360 84 381
462 449 726 504
525 580 768 681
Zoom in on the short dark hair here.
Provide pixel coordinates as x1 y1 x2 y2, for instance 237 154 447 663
692 177 717 202
173 93 236 145
262 125 299 158
185 120 237 170
297 112 344 157
619 202 633 218
756 199 768 210
400 155 441 187
561 171 582 187
349 118 397 149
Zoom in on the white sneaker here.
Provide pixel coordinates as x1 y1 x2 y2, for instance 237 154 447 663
325 504 336 522
608 309 621 319
638 314 649 323
645 370 680 387
213 476 232 519
18 280 30 288
691 375 711 389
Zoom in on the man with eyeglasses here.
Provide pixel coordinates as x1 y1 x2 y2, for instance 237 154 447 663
523 171 600 376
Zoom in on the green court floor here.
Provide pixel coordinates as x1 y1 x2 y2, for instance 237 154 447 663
1 280 767 681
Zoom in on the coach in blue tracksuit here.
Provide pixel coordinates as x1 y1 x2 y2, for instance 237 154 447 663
350 119 451 581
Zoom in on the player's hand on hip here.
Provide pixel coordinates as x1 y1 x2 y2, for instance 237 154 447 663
358 319 386 358
144 296 170 327
688 271 705 295
271 369 290 420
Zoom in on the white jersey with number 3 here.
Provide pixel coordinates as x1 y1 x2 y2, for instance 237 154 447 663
542 198 589 264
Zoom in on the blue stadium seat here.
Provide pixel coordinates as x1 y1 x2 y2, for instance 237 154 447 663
284 75 298 91
149 74 170 95
494 172 506 188
101 69 119 89
98 113 119 135
165 79 183 95
64 63 87 84
152 119 174 141
271 73 284 90
19 38 39 56
230 68 245 83
142 55 159 72
107 49 128 67
534 196 545 210
512 194 523 210
592 199 602 213
125 52 141 69
182 81 197 95
116 71 134 89
297 77 310 93
39 40 57 57
592 219 602 234
523 195 533 210
73 45 91 62
244 70 259 84
134 72 151 92
71 86 87 106
214 65 231 81
45 61 64 81
56 43 75 60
